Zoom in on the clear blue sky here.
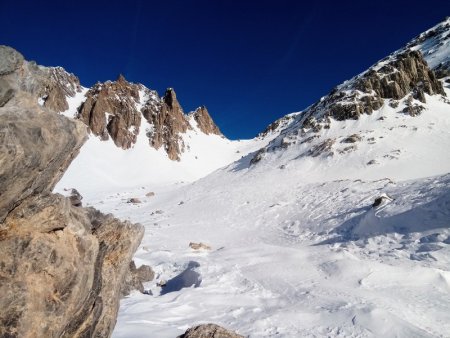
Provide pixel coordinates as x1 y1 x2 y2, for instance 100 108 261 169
1 0 449 138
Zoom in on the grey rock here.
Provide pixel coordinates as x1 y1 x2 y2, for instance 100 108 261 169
69 188 83 207
0 45 24 76
121 260 155 296
0 69 146 337
178 324 244 338
0 103 87 223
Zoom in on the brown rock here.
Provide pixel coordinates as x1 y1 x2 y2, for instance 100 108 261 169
142 88 191 161
190 106 222 135
121 260 155 296
78 74 141 148
0 102 87 223
0 72 145 337
189 242 212 251
178 324 244 338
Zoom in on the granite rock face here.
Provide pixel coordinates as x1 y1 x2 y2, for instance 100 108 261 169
190 106 222 135
142 88 191 160
78 74 142 148
0 61 146 337
178 324 244 338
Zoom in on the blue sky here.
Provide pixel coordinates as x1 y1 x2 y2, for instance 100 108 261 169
1 0 449 138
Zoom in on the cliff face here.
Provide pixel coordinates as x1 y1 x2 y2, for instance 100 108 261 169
78 74 142 149
0 45 146 338
189 105 222 135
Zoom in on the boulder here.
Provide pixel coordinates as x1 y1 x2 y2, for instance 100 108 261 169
121 260 155 296
177 324 244 338
0 76 145 337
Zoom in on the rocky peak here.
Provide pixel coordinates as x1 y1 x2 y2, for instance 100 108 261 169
77 76 142 149
190 105 222 135
406 17 450 78
300 49 446 124
142 87 191 161
251 21 449 164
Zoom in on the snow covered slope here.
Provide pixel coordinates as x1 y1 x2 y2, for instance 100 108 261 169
101 165 450 338
54 86 285 199
54 18 450 337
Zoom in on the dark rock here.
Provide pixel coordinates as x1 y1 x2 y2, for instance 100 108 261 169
341 134 362 143
301 50 444 125
308 139 335 157
69 188 83 207
372 194 393 208
178 323 244 338
250 148 266 165
127 198 142 204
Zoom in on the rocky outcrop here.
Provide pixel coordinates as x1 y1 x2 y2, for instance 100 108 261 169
78 74 142 149
406 17 450 78
190 106 221 135
0 59 146 337
0 104 86 222
178 324 244 338
120 260 155 296
41 67 81 112
304 50 445 123
142 88 191 160
0 45 82 112
250 39 448 164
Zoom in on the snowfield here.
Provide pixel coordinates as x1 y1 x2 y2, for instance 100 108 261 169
53 19 450 337
55 86 450 337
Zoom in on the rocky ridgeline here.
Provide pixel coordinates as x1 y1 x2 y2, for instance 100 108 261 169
79 78 223 160
1 45 222 161
78 74 144 149
406 16 450 78
0 45 152 337
251 19 449 163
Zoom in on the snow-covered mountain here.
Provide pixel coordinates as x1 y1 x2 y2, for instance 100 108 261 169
5 17 449 338
104 18 450 338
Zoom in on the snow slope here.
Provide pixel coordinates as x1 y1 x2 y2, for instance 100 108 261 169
96 158 450 337
54 91 282 199
54 19 450 338
101 84 449 337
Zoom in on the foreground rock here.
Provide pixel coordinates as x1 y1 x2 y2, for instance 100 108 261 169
177 324 244 338
0 54 146 337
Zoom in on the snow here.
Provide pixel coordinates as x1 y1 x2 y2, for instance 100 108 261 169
53 21 450 337
54 88 278 200
59 87 88 118
54 84 449 337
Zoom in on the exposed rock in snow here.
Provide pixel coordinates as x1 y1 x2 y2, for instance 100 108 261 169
177 324 244 338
